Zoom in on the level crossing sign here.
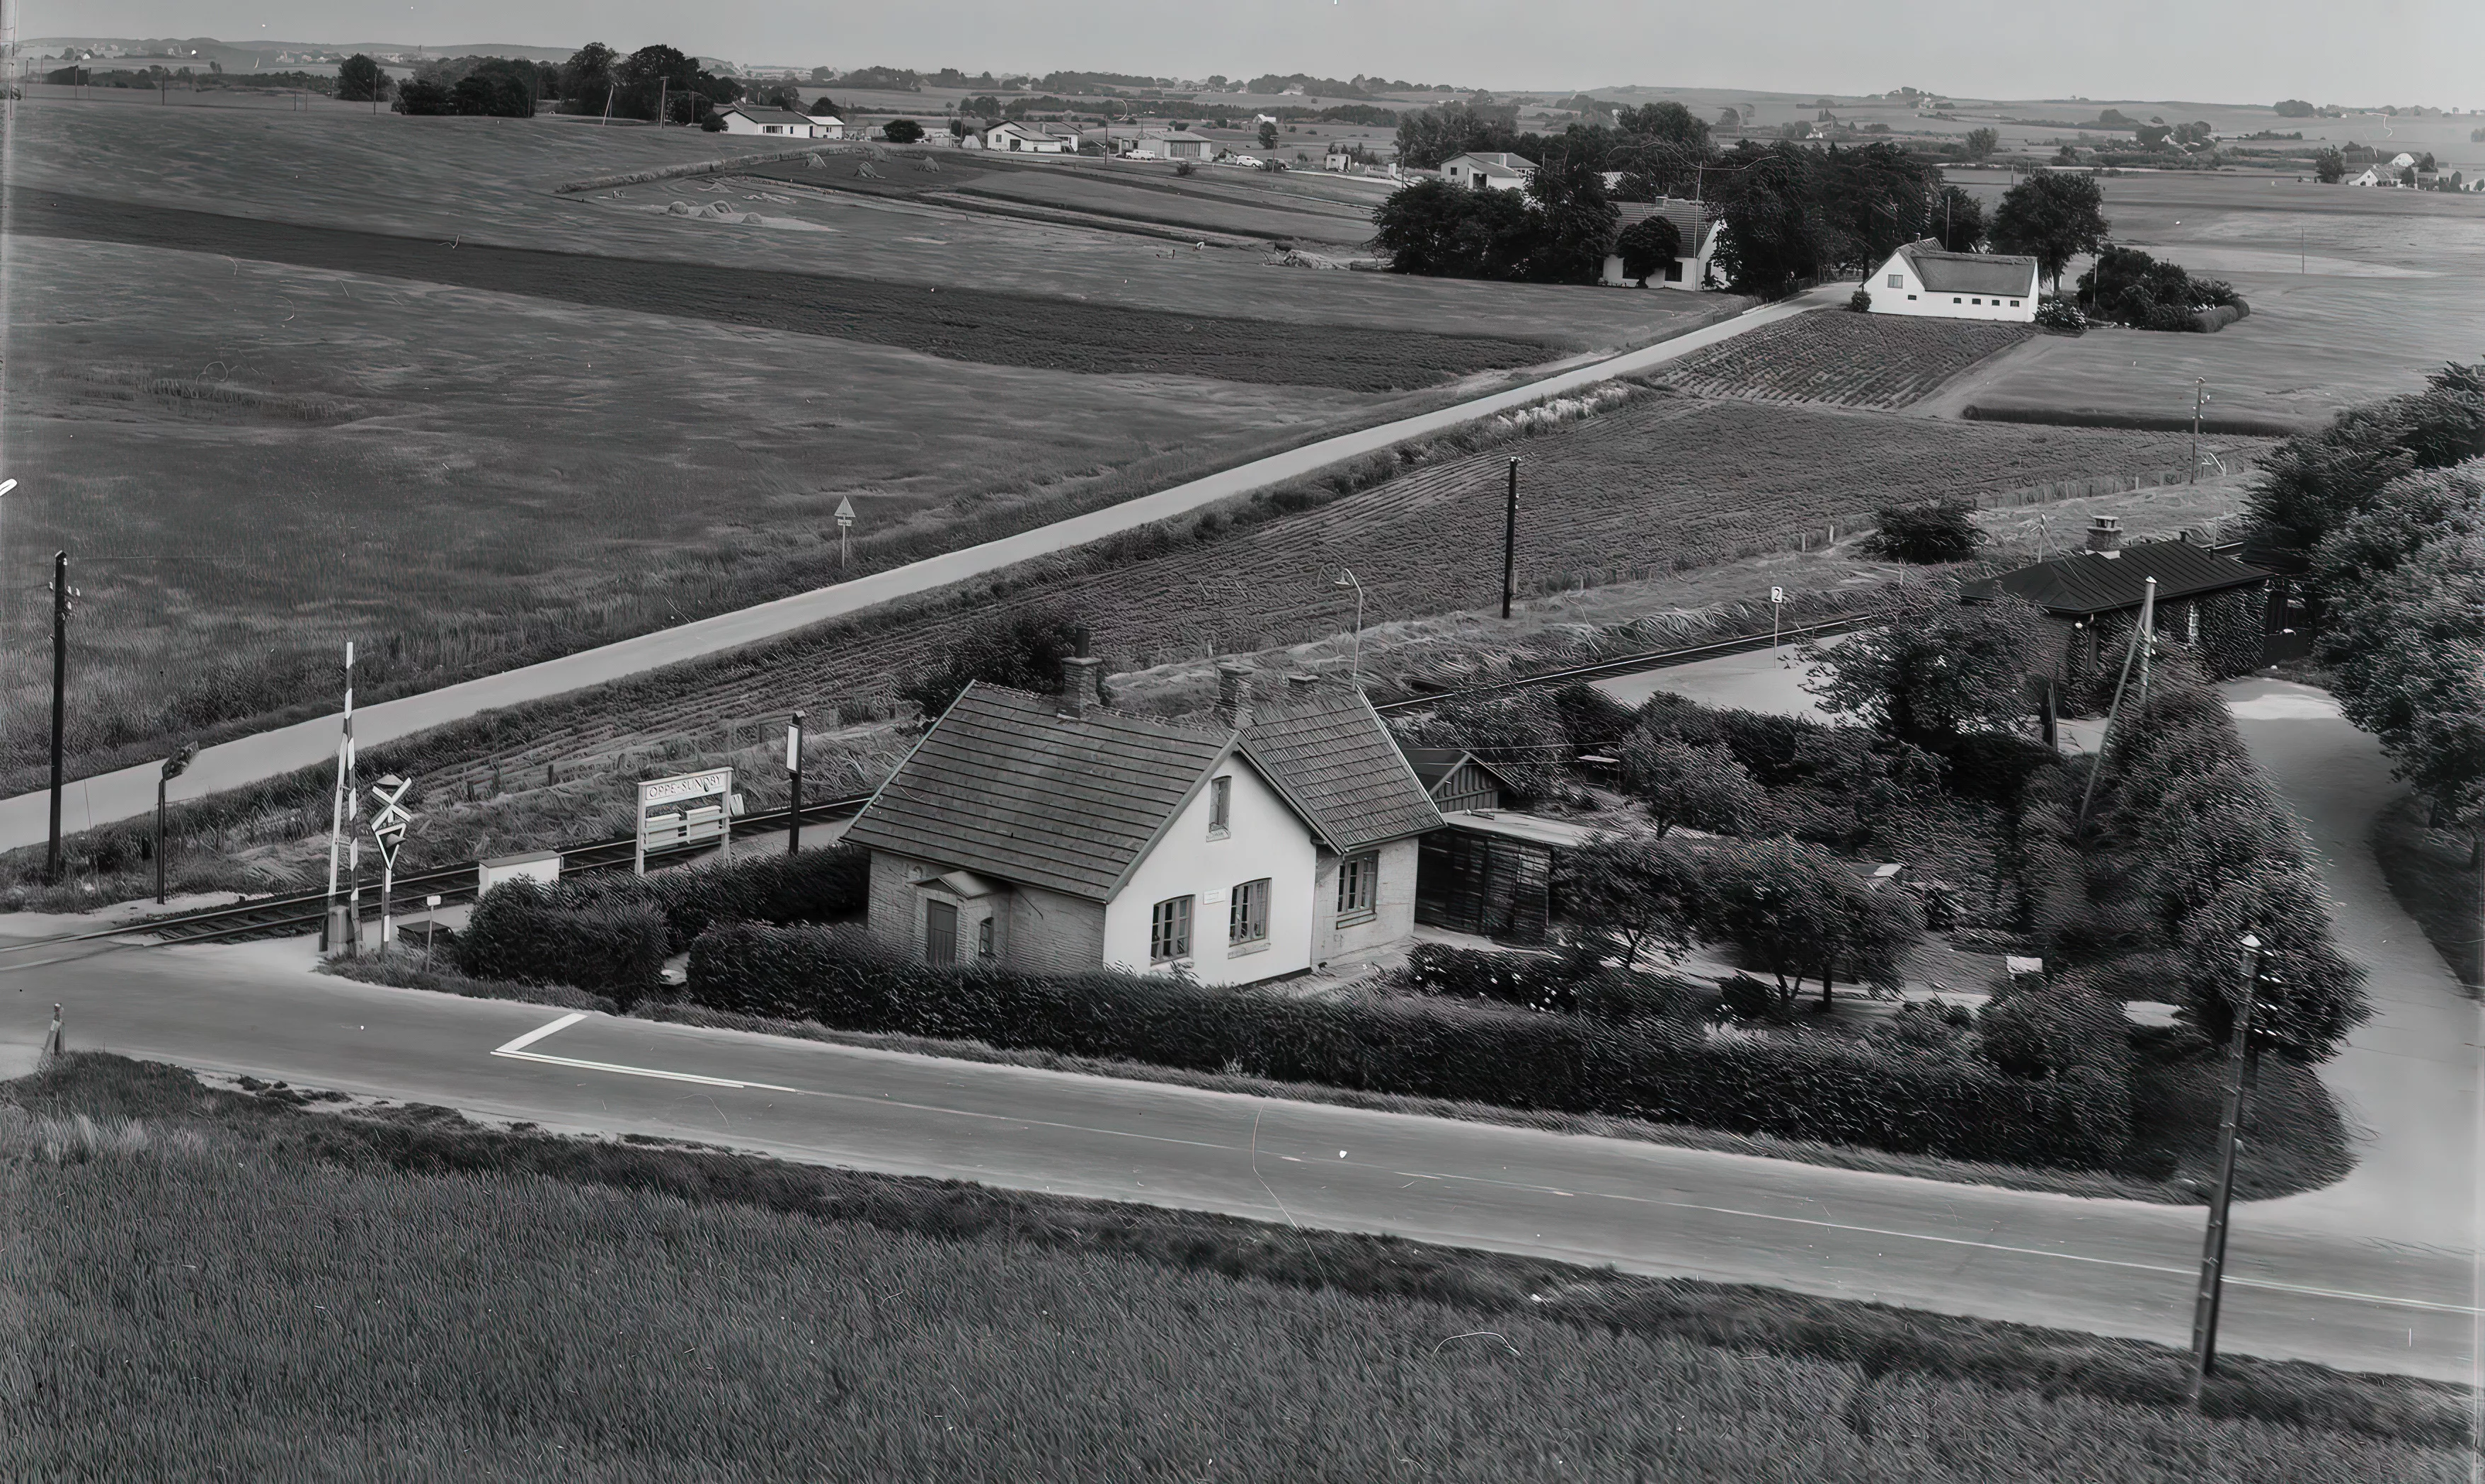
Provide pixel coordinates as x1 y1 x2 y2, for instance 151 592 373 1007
368 775 413 869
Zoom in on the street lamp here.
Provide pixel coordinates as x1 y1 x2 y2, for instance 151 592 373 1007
1334 569 1364 685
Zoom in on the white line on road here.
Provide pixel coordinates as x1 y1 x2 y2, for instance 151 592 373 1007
493 1012 588 1055
489 1011 800 1091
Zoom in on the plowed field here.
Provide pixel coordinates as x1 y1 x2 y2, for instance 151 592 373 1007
1647 313 2033 409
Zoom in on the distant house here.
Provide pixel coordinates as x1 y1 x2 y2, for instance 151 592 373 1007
1129 128 1217 161
1963 516 2273 687
1323 147 1356 172
1599 198 1727 290
1441 152 1536 190
1862 238 2039 321
712 105 835 139
986 121 1079 154
845 663 1442 984
2349 166 2384 187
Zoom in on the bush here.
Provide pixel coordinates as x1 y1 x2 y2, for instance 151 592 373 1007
1861 498 1986 564
457 881 669 1010
881 118 924 143
2033 297 2086 333
686 923 2129 1168
1174 160 1195 176
551 842 872 953
1847 287 1873 312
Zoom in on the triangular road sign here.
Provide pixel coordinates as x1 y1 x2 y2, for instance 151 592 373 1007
834 496 856 527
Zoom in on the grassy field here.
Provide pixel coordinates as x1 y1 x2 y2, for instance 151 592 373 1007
1921 173 2485 432
1 1054 2461 1481
1647 313 2033 409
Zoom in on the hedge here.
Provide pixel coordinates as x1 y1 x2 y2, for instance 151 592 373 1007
685 924 2131 1170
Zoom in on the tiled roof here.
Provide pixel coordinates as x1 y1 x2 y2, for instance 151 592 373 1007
1963 539 2270 617
1240 681 1444 852
1446 152 1536 175
1395 746 1517 797
845 685 1231 901
721 106 823 127
1612 198 1718 256
1897 239 2039 297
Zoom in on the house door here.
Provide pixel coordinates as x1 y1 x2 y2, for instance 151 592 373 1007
924 901 958 966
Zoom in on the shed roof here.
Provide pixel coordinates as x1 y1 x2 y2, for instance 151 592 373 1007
1962 538 2270 617
1895 239 2039 297
1394 746 1518 798
719 105 823 127
1240 682 1443 852
1444 152 1536 176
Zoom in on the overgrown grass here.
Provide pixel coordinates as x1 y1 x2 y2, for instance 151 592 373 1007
2373 795 2482 989
0 1053 2464 1481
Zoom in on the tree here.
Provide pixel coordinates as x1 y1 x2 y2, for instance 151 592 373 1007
559 41 616 115
1989 170 2110 291
450 69 535 118
884 118 925 143
395 79 452 116
2247 362 2485 565
1617 101 1710 149
1705 143 1829 297
1617 732 1764 837
1700 838 1922 1013
1257 120 1279 150
1371 178 1536 280
1555 835 1706 965
1805 588 2045 746
1393 100 1524 169
1964 126 2000 161
752 82 803 111
2313 147 2346 183
1933 185 1984 252
1521 139 1620 285
337 54 389 103
898 608 1097 719
2274 98 2317 118
1614 214 1681 282
1862 498 1985 564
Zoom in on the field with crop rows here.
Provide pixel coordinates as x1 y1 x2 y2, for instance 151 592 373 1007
1647 313 2034 409
4 1058 2456 1483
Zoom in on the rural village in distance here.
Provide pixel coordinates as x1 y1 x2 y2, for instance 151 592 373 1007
4 10 2484 1479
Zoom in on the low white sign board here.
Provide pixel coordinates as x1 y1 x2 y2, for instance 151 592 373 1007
636 767 734 874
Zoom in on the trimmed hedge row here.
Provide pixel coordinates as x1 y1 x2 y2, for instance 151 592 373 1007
457 844 870 1005
686 923 2130 1170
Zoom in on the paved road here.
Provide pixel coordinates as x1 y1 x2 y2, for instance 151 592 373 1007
0 287 1838 855
0 926 2470 1382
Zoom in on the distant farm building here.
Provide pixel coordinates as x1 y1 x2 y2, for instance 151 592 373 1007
845 664 1441 985
1128 128 1217 161
1599 198 1727 290
1863 239 2038 321
713 105 835 139
986 121 1079 154
1441 152 1536 190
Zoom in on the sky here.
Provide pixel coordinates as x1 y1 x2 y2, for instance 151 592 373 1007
38 1 2484 109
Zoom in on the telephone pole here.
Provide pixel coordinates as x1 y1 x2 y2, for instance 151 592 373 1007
1499 458 1521 620
2189 378 2207 484
44 552 69 885
2188 934 2270 1403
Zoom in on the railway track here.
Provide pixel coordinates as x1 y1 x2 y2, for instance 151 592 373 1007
0 612 1880 957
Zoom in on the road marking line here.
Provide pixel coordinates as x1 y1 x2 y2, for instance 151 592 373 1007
489 1012 799 1091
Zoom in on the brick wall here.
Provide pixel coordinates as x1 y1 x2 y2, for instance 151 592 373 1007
1007 883 1108 974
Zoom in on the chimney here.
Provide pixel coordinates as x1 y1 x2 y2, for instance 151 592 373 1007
1058 656 1102 719
2085 515 2123 558
1285 673 1320 695
1213 661 1255 730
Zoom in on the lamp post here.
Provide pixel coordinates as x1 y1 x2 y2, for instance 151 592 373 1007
45 550 73 886
1334 569 1364 685
785 710 806 855
1499 457 1520 619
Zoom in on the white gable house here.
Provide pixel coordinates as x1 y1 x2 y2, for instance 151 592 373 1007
1863 239 2039 321
1599 198 1728 290
845 663 1442 986
987 121 1078 154
1441 152 1535 191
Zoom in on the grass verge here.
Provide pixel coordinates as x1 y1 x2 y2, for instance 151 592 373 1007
320 948 2347 1206
1 1051 2465 1481
2373 795 2483 990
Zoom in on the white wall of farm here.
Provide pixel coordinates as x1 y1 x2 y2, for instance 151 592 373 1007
1102 757 1318 986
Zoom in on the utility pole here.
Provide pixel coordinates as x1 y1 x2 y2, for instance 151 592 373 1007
785 711 806 855
155 743 195 904
655 77 668 129
2077 577 2156 823
322 643 355 953
1499 458 1520 620
2189 378 2207 484
44 551 69 886
2188 934 2269 1404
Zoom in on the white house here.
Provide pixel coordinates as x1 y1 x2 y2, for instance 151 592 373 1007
712 105 835 139
1598 199 1727 290
1861 238 2040 321
2349 166 2383 187
845 663 1442 986
986 120 1079 154
1441 152 1535 190
1129 128 1217 161
1324 147 1355 172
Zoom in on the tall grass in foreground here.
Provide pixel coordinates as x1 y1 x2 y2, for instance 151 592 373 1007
0 1061 2461 1482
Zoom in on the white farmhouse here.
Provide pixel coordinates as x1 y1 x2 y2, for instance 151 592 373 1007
986 120 1079 154
845 663 1441 985
1862 238 2039 321
712 105 835 139
1599 198 1727 290
1441 152 1535 190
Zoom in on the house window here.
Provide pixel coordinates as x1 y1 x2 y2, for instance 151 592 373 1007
1230 878 1269 947
1150 896 1194 962
1664 261 1684 282
1208 776 1232 838
977 918 995 958
1972 298 1982 304
2009 299 2020 307
1887 273 1903 288
1337 852 1378 925
1953 297 1963 303
1908 294 1917 299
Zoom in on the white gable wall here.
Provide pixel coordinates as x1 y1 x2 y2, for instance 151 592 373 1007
1102 753 1319 986
1863 249 2038 321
